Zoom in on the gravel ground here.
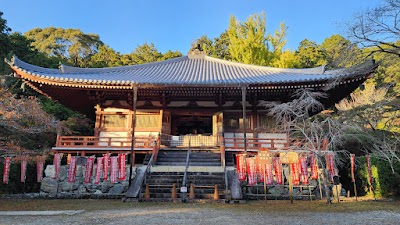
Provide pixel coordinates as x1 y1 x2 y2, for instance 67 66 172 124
1 204 400 225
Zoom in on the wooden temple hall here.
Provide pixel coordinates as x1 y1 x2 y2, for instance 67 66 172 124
6 49 377 199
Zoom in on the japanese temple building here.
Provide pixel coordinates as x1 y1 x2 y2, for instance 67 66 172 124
6 49 378 200
6 50 377 163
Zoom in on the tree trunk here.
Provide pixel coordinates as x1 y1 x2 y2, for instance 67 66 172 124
318 155 332 204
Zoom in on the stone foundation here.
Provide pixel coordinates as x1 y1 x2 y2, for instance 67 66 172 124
40 164 135 197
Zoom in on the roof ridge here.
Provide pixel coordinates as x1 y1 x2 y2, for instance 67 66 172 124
61 56 189 74
8 55 60 74
203 55 326 74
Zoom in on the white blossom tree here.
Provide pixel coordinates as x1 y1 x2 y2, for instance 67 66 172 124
261 89 360 203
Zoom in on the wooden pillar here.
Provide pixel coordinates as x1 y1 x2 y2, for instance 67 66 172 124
252 109 258 138
241 86 247 156
129 85 138 187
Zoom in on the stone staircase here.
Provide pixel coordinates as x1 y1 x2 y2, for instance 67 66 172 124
143 148 235 167
187 172 227 199
140 148 233 201
140 172 184 200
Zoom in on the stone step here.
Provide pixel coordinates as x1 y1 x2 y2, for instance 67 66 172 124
189 162 221 166
190 156 220 160
146 179 183 184
156 162 187 166
188 175 225 180
156 158 187 162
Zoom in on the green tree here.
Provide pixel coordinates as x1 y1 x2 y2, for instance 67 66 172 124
192 31 231 60
0 11 11 74
296 39 327 68
271 49 300 68
190 35 213 53
268 22 287 59
370 48 400 94
212 31 231 60
161 50 182 60
130 43 162 64
24 27 103 67
90 45 122 68
321 34 362 69
227 13 270 65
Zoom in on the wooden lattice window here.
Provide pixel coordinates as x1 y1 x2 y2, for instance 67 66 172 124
136 114 159 128
259 115 277 131
101 114 128 128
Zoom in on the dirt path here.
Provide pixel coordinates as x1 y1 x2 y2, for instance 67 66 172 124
1 204 399 225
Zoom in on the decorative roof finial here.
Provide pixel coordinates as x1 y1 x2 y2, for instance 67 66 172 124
188 41 206 59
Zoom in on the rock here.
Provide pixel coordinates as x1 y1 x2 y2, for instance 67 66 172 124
121 181 130 192
59 180 80 192
93 190 102 194
58 165 68 181
227 170 242 200
101 180 111 193
108 184 125 195
292 188 301 196
78 185 87 193
268 185 285 195
44 165 55 178
41 177 58 194
302 189 311 195
309 179 318 188
76 165 84 178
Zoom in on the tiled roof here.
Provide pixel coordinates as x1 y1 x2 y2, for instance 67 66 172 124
6 53 377 87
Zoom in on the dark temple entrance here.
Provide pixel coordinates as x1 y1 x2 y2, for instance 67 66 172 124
172 115 212 135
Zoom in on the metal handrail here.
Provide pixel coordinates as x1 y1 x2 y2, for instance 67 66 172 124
221 135 229 199
182 135 191 188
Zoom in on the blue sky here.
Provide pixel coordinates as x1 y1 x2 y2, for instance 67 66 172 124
2 0 381 55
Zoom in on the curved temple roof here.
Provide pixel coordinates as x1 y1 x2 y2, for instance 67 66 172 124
6 52 377 88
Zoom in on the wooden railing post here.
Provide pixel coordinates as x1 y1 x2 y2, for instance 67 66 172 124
56 134 60 147
220 135 225 167
152 140 159 163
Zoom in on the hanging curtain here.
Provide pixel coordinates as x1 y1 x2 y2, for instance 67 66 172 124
265 163 274 185
256 156 265 183
53 153 63 179
68 156 77 183
21 159 27 183
299 157 309 185
273 157 283 185
236 154 247 181
246 157 257 186
110 156 119 183
84 156 95 183
118 154 126 181
2 157 11 184
103 153 110 180
350 154 355 182
95 157 103 184
36 156 46 182
325 152 336 181
290 163 301 185
311 154 319 180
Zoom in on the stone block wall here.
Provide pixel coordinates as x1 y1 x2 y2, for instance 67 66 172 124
40 164 135 197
